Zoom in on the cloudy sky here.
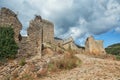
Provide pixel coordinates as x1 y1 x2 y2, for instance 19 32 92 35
0 0 120 47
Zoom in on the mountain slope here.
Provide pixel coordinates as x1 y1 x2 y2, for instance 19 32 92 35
105 43 120 55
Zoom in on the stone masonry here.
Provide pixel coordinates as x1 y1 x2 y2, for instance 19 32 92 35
21 15 54 57
0 7 22 44
63 37 78 50
85 36 106 55
42 18 54 43
26 16 42 57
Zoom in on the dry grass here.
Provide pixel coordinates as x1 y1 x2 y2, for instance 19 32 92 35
19 58 26 66
48 52 81 72
20 74 34 80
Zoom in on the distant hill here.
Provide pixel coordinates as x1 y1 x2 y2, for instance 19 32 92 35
54 37 63 40
105 43 120 55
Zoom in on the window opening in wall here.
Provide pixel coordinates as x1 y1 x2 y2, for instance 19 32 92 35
18 33 22 41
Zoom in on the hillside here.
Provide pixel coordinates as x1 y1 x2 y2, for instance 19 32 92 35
105 43 120 55
41 54 120 80
105 43 120 60
0 7 120 80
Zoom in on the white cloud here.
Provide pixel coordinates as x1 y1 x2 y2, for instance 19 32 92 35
115 27 120 32
0 0 120 45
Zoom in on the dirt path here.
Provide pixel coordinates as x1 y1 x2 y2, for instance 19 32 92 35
40 54 120 80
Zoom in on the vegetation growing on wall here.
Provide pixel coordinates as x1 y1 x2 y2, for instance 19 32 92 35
0 26 18 59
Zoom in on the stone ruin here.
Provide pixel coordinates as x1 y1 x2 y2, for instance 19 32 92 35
62 37 78 50
0 7 22 44
0 7 106 58
0 7 54 57
85 36 106 55
19 15 54 57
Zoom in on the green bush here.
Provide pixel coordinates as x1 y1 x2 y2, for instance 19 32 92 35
0 26 18 59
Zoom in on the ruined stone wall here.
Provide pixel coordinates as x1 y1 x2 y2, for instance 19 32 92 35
27 16 42 56
25 16 54 56
18 37 31 57
62 37 84 54
42 19 54 43
63 37 73 45
0 7 22 44
0 8 57 57
63 41 78 50
63 37 79 50
95 40 106 54
54 39 63 46
85 36 106 55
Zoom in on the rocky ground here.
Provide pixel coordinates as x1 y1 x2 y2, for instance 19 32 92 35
40 54 120 80
0 53 120 80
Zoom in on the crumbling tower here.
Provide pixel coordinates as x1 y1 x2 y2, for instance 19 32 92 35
23 15 54 57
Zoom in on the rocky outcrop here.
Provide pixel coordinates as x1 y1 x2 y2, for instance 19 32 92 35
0 7 22 44
0 58 48 80
85 36 106 55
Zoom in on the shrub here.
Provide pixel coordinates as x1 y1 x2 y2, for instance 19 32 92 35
0 26 18 59
48 52 81 72
19 58 26 66
116 55 120 61
21 74 33 80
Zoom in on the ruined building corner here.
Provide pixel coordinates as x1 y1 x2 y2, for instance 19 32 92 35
0 7 22 44
85 36 106 55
